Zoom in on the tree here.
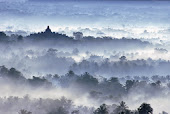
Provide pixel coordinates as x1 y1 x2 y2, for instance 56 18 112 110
94 104 109 114
18 109 32 114
138 103 153 114
125 80 135 92
113 101 131 114
8 68 23 79
0 65 8 76
0 32 8 41
76 72 98 88
119 56 127 61
48 107 69 114
28 76 52 88
67 70 75 77
71 110 79 114
17 35 23 41
109 77 119 83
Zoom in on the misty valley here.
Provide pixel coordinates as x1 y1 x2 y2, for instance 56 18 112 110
0 26 169 114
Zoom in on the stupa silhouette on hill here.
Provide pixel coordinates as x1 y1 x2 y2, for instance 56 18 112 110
28 26 69 39
45 26 52 34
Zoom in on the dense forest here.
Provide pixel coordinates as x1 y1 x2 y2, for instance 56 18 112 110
1 0 170 113
0 65 169 114
0 27 169 113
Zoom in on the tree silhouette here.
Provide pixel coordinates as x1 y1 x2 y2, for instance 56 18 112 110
125 80 135 92
138 103 153 114
17 35 23 41
119 56 127 61
94 104 109 114
71 110 79 114
48 106 69 114
18 109 32 114
0 32 8 41
113 101 131 114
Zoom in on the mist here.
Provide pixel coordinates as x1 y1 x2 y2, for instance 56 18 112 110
0 0 170 114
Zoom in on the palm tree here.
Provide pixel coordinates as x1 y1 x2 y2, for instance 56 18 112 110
114 101 131 114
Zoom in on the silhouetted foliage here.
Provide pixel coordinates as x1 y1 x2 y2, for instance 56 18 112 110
28 76 52 88
0 32 8 41
94 104 109 114
138 103 153 114
18 109 32 114
48 106 69 114
113 101 131 114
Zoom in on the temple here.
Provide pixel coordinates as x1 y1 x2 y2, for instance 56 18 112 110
27 26 69 39
45 26 52 33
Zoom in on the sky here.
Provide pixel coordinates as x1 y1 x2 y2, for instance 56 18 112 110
0 0 170 39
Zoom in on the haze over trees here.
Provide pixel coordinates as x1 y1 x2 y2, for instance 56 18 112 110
0 0 170 113
0 27 169 114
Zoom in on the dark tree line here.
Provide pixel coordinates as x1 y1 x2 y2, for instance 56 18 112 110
17 101 154 114
94 102 153 114
0 66 169 113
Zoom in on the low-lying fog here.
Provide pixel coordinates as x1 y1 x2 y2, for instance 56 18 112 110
0 27 169 113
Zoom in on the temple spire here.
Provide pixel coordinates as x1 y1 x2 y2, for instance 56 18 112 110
45 26 52 33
